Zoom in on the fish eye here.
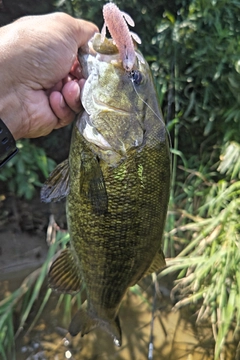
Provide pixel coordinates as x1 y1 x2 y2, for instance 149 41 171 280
128 70 143 85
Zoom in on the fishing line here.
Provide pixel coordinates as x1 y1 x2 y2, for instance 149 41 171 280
129 75 173 150
148 273 157 360
129 73 170 359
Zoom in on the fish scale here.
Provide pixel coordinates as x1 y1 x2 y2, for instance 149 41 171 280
67 127 169 314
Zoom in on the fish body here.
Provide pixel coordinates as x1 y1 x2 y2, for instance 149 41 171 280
41 31 171 346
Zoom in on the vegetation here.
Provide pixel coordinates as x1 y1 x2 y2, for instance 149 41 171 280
161 145 240 359
0 0 240 359
0 139 55 200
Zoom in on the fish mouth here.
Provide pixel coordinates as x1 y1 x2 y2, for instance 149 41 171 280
92 96 132 115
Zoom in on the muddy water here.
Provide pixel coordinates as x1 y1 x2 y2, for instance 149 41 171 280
13 291 216 360
2 263 232 360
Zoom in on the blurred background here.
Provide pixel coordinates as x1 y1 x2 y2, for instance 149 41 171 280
0 0 240 359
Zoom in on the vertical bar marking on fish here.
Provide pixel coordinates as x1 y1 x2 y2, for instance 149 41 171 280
102 3 139 71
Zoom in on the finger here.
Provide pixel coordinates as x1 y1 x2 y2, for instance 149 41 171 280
79 78 86 90
49 91 75 128
46 80 63 96
70 57 83 79
61 80 83 113
73 19 99 48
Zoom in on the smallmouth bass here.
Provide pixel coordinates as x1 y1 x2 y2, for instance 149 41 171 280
41 27 171 346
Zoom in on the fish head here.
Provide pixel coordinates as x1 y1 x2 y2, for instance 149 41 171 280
78 33 161 166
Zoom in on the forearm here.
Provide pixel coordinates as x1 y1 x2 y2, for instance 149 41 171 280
0 24 20 162
0 24 27 140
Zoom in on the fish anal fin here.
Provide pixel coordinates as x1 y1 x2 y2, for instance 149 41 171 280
69 308 122 347
48 248 82 294
41 159 70 203
69 307 96 337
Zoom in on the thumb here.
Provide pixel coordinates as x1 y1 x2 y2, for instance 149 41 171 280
72 18 99 48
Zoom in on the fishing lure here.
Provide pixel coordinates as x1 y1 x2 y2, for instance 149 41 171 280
101 3 141 71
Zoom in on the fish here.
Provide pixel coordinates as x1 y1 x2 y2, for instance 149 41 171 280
41 7 171 347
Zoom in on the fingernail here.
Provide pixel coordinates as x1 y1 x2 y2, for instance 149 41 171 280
74 82 80 102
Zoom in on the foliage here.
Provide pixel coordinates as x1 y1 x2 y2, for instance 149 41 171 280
0 139 56 200
153 0 240 145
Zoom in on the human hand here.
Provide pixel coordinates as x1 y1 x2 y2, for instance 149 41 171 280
0 12 98 140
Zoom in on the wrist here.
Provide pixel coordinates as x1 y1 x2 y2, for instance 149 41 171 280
0 118 18 167
0 93 25 140
0 25 26 140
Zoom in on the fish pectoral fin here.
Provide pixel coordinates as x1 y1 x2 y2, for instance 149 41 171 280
81 156 108 215
69 308 122 347
41 159 70 203
48 248 82 294
142 248 166 278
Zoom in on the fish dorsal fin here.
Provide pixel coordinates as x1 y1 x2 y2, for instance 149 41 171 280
143 248 166 278
41 159 70 203
48 248 82 294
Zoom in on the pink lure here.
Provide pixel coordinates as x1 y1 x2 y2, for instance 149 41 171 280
102 3 141 71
